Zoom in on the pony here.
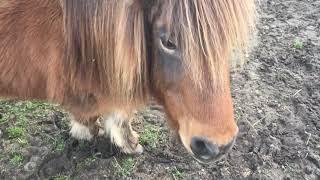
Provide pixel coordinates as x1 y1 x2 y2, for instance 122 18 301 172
0 0 255 163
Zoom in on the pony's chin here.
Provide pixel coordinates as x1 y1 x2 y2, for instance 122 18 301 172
192 154 225 165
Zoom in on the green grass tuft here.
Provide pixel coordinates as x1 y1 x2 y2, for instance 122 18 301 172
113 157 136 177
53 136 66 152
76 156 97 172
10 152 24 166
7 127 25 139
17 138 29 147
140 124 164 149
171 167 185 180
293 39 303 49
50 175 71 180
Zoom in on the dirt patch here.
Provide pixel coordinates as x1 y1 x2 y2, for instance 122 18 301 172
0 0 319 179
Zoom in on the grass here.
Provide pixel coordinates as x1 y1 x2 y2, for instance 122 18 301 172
293 39 303 49
6 127 29 147
7 127 25 139
0 100 68 169
9 152 24 166
76 156 97 172
113 157 136 177
140 123 165 149
50 175 71 180
0 100 59 125
0 101 61 150
84 157 97 166
52 136 66 152
16 137 29 147
171 167 185 180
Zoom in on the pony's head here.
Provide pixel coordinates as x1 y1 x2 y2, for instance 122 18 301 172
61 0 255 163
145 0 255 162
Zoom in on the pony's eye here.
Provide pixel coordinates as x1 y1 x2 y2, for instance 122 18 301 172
160 37 177 50
166 39 177 50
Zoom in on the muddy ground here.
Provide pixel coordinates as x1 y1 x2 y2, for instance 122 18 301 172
0 0 319 179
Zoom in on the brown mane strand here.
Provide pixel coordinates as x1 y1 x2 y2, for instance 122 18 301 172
62 0 148 103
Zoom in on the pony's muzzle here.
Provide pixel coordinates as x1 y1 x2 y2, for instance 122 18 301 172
190 136 236 163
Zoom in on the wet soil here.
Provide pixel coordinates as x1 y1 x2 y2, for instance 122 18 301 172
0 0 319 179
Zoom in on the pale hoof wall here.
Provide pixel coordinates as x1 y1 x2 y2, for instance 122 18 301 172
134 144 144 155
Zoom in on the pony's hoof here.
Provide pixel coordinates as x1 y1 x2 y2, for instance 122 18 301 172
119 144 143 155
134 144 144 154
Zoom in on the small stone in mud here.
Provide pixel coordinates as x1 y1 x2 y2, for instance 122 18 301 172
27 146 40 154
220 167 231 176
29 137 42 146
242 168 252 177
24 162 37 172
39 147 50 156
304 166 313 175
30 156 41 163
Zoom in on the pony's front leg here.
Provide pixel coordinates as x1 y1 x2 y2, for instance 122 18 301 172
69 116 101 141
101 112 143 154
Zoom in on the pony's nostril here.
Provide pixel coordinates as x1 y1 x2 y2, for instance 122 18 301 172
190 136 219 160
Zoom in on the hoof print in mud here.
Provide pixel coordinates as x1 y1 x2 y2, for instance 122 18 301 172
38 155 73 178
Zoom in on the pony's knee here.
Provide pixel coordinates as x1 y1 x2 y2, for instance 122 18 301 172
70 119 93 140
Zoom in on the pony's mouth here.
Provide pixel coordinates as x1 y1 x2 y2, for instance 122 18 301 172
192 139 235 164
178 133 236 164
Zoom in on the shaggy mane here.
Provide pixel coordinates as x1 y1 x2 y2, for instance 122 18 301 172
62 0 147 102
150 0 256 90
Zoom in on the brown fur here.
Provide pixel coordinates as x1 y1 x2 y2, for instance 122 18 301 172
0 0 148 122
0 0 255 158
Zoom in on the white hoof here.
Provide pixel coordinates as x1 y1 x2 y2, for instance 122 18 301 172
134 144 144 154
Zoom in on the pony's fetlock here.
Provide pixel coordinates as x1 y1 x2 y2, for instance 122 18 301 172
102 112 143 154
70 119 94 140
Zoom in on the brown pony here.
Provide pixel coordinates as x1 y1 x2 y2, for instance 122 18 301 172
0 0 255 163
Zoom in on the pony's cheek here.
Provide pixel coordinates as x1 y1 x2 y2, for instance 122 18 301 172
160 90 184 128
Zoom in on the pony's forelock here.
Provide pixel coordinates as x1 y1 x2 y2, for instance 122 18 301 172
152 0 256 90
